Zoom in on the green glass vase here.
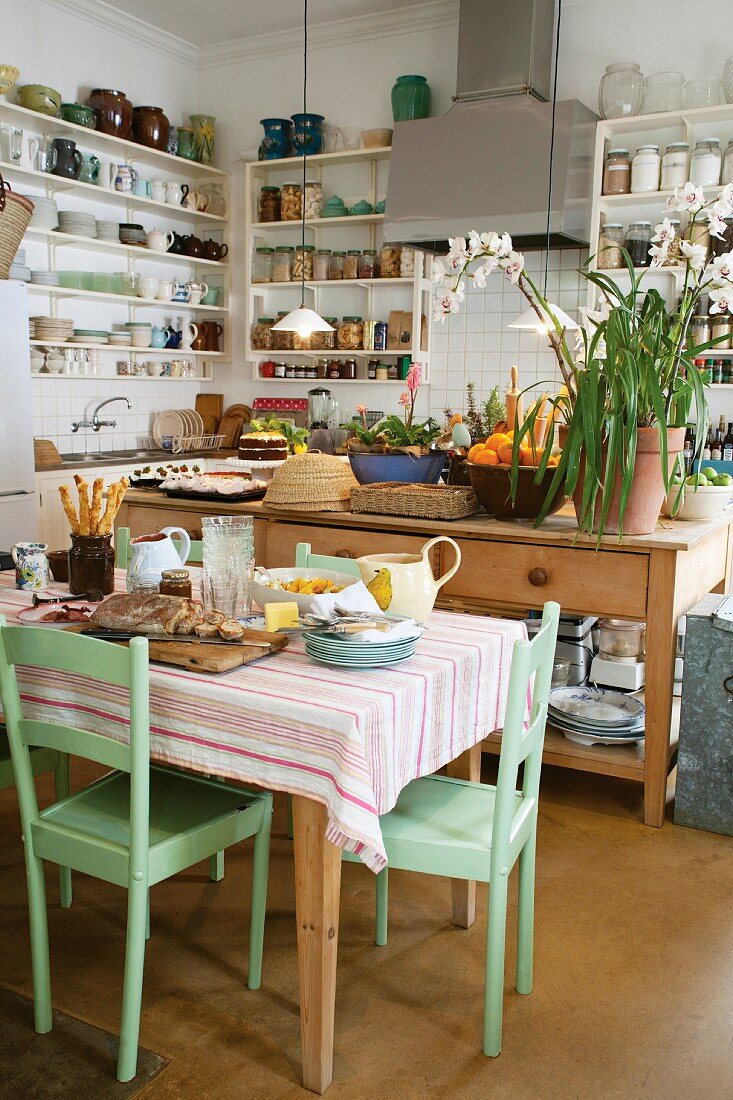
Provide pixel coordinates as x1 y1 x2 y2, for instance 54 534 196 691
391 75 431 122
176 126 197 161
189 114 216 165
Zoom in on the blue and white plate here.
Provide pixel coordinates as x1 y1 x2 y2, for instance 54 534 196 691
548 686 644 728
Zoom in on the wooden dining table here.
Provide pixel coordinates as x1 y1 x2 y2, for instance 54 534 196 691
0 570 524 1093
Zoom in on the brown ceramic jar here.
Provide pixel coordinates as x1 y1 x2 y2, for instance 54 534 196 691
132 105 170 151
87 89 133 138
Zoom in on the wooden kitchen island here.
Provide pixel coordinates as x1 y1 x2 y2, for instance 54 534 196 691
117 489 733 828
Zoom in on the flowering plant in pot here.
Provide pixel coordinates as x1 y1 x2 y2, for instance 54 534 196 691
433 183 731 537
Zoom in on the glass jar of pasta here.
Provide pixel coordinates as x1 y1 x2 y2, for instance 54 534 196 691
293 243 315 280
328 251 344 279
281 182 302 220
311 318 337 351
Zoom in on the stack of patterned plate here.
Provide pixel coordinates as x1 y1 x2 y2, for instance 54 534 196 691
28 196 59 230
547 686 645 746
57 210 97 238
71 328 108 344
119 222 146 246
31 316 74 342
30 270 60 287
304 630 420 668
96 220 120 242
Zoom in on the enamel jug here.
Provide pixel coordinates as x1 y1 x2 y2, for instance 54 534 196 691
12 542 50 591
126 527 191 592
356 536 461 621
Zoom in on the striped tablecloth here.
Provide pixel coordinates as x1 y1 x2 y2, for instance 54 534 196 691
0 572 525 871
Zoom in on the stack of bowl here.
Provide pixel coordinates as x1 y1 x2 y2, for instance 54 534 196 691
125 321 152 348
119 223 146 246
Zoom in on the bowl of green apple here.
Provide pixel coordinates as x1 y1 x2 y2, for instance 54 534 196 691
664 465 733 521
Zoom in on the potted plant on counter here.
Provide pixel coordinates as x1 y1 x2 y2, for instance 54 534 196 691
345 364 444 483
433 182 731 538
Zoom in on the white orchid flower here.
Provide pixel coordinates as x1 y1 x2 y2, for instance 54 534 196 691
649 242 669 267
710 252 733 282
500 250 525 283
680 239 707 271
446 236 470 271
708 210 728 240
468 230 501 258
496 232 513 258
578 301 610 336
651 217 675 244
667 182 705 212
709 287 733 314
471 266 489 288
431 257 449 283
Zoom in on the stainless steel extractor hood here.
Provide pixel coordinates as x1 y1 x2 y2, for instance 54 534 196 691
383 0 597 251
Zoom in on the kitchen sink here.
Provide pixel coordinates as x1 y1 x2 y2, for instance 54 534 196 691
59 449 175 464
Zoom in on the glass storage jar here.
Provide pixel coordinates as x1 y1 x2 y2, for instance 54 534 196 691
313 249 331 281
663 220 682 265
292 331 312 351
293 243 314 280
273 312 293 350
625 222 653 267
303 180 323 218
690 138 721 187
343 250 360 279
630 144 660 193
337 316 363 349
641 71 684 114
340 357 357 380
400 247 415 277
272 245 294 282
251 316 274 350
358 250 379 278
68 533 114 596
687 314 711 350
310 318 337 350
281 182 302 220
602 148 631 195
328 251 344 279
252 246 274 283
380 244 401 278
660 143 689 190
598 618 645 660
598 62 644 119
723 140 733 185
257 185 281 222
597 223 624 268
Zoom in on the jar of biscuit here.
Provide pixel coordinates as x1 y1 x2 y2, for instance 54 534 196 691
343 250 360 279
328 251 344 279
258 185 281 222
380 244 401 278
272 245 294 282
252 246 274 283
294 243 315 280
337 315 363 349
313 249 331 280
273 312 293 351
250 316 274 350
292 331 312 351
281 182 302 221
311 317 337 351
303 181 324 219
400 247 415 277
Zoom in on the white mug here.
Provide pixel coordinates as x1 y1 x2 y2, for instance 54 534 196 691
150 179 167 202
139 277 160 299
156 279 179 301
180 322 198 350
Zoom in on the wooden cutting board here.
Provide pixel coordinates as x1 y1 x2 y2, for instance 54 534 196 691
217 415 242 449
195 393 224 422
75 626 288 674
222 403 252 424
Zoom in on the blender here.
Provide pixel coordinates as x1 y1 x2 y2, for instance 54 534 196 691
307 388 335 453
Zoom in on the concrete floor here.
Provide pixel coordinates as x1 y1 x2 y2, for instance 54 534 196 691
0 761 731 1100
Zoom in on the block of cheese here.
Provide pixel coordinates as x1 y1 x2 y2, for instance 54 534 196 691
264 601 300 632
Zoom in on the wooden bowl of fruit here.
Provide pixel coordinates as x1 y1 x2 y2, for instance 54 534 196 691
466 432 566 520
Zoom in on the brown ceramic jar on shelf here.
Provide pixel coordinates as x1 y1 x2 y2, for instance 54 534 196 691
68 534 114 595
132 105 170 151
87 89 133 137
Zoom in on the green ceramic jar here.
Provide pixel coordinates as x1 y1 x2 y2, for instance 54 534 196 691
60 102 96 128
176 126 197 160
189 114 216 165
391 74 431 122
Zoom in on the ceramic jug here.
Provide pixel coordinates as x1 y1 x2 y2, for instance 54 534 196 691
356 536 461 621
165 181 189 206
126 528 191 592
12 541 50 591
180 322 198 350
150 179 167 202
108 163 138 192
50 138 83 180
147 228 174 252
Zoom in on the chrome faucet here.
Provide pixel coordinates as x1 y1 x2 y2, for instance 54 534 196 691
71 396 132 433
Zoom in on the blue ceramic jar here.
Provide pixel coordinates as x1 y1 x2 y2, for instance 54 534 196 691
291 113 324 156
258 118 293 160
391 75 431 122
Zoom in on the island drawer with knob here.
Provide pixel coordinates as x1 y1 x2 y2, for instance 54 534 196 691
440 539 649 618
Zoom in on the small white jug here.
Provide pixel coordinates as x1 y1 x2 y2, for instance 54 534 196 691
126 527 191 592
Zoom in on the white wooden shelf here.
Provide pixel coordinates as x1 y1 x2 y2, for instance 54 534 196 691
246 348 423 358
32 373 211 381
251 377 428 386
1 101 227 180
251 213 385 231
245 146 392 169
252 277 414 289
598 184 724 210
30 339 227 357
24 227 228 268
26 284 228 312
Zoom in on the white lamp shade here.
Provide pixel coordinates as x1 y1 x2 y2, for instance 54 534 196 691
271 306 333 335
508 301 579 333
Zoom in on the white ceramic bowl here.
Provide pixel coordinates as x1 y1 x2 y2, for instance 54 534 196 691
130 333 152 348
361 127 393 148
677 482 732 521
253 567 359 615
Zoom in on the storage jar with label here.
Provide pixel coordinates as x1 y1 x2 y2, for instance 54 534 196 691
630 145 660 193
343 251 360 279
293 244 314 280
687 314 711 350
690 138 721 187
313 249 331 281
660 143 689 190
251 316 275 350
292 331 312 351
281 182 302 220
258 185 281 222
597 223 624 269
328 251 344 279
358 250 379 278
602 148 631 195
711 316 733 349
272 246 294 282
625 222 653 267
252 246 274 283
274 361 286 378
368 357 378 379
337 316 363 349
273 312 293 350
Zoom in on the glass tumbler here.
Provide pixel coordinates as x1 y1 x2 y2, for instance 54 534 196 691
684 77 723 108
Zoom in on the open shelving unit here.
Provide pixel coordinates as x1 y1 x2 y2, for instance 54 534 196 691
1 100 232 382
244 145 432 387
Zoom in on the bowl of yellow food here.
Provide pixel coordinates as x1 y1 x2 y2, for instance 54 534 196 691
253 567 358 614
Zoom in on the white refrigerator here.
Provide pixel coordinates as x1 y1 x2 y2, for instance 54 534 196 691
0 281 37 549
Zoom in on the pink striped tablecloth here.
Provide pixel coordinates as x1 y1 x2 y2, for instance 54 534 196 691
0 572 525 871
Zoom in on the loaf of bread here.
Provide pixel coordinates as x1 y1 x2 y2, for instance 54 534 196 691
90 593 204 636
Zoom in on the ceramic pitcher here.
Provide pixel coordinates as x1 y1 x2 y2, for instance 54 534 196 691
12 542 50 591
356 536 461 621
126 528 191 592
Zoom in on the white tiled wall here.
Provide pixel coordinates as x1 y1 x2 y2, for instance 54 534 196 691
32 378 207 457
427 249 588 423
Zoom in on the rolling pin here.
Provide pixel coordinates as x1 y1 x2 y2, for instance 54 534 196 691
506 365 524 431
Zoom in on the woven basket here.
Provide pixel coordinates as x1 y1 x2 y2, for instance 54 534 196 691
0 175 34 279
33 438 62 467
264 451 358 512
350 482 481 520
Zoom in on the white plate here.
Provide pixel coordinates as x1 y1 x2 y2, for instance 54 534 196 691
17 601 99 629
562 728 645 747
153 410 185 446
548 686 644 727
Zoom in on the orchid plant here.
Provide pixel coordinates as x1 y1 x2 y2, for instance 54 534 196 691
345 363 441 452
432 183 731 536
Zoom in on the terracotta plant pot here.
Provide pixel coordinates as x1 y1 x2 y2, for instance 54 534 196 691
573 426 685 536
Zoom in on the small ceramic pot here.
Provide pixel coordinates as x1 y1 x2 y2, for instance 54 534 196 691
132 105 170 151
182 234 204 257
17 84 61 116
60 102 96 128
87 88 133 137
203 240 228 261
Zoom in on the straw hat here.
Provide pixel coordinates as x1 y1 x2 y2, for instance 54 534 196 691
264 451 358 512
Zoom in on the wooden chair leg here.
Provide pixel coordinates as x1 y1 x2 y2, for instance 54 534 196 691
209 851 225 881
247 800 272 990
483 875 508 1058
117 882 148 1082
286 793 294 840
516 831 536 995
375 868 388 947
26 850 52 1034
53 756 72 910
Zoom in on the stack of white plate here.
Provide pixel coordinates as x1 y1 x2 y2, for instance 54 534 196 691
29 196 58 230
152 409 205 446
57 211 97 238
30 271 60 287
96 220 120 242
304 630 420 668
547 686 645 746
31 315 74 342
108 332 132 346
10 250 31 280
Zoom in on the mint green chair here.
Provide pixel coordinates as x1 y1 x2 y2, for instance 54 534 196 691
294 541 361 578
0 727 72 909
346 600 560 1055
0 620 272 1083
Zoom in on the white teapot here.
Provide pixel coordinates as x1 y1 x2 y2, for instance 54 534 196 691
356 536 461 621
147 228 174 252
126 527 191 592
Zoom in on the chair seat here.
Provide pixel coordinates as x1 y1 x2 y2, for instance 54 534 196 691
378 775 522 883
32 765 268 888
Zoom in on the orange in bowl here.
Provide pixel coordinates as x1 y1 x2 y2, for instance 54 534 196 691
467 442 486 463
496 441 515 465
486 432 510 452
474 448 500 466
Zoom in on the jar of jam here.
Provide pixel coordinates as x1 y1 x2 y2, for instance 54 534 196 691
316 357 328 379
159 568 192 598
328 359 341 379
258 185 281 222
343 250 360 279
274 362 287 378
68 533 114 595
340 357 357 380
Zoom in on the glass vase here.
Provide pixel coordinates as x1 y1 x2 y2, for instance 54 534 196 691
598 63 644 119
391 75 431 121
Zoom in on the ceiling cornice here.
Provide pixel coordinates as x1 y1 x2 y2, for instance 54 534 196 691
41 0 200 68
198 0 460 69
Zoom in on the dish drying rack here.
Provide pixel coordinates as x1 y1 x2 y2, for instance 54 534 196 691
141 434 224 454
